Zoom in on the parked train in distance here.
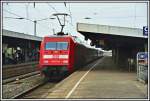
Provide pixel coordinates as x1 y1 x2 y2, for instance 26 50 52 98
38 34 103 78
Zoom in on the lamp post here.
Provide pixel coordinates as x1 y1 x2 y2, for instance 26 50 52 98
50 17 56 35
4 17 37 36
4 17 24 19
33 20 37 36
32 18 56 36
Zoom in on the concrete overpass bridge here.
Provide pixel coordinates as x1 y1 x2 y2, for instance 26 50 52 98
77 23 148 70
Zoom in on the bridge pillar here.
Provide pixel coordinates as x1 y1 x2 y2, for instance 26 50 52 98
115 44 146 72
144 43 148 52
112 49 115 61
117 47 129 70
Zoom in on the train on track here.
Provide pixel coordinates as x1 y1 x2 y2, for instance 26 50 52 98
38 33 103 78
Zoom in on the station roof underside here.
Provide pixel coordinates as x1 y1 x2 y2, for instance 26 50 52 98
77 23 147 38
77 23 148 49
2 29 42 41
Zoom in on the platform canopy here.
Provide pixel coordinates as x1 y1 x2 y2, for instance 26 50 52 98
2 29 42 41
77 23 148 50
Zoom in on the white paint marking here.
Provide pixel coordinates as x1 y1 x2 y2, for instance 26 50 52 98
65 59 101 99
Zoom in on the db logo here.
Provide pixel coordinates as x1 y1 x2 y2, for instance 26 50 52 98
143 26 148 36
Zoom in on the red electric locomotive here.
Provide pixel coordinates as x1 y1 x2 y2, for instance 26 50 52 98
38 34 102 78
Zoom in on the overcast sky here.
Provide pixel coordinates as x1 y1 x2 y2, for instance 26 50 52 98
3 2 147 40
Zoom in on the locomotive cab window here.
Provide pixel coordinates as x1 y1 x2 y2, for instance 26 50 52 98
57 42 68 50
45 42 68 50
45 42 56 50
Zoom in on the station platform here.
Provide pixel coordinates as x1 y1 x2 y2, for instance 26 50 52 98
42 56 147 99
2 29 42 65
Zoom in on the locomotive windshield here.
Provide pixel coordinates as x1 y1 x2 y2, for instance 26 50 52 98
45 42 68 50
57 42 68 50
45 42 56 50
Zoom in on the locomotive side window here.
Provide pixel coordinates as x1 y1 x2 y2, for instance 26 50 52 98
45 42 56 50
57 42 68 50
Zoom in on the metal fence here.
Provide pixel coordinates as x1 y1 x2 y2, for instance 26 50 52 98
137 52 148 83
137 64 148 83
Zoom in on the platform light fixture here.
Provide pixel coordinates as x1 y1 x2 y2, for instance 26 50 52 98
50 17 55 19
5 17 24 19
84 17 92 19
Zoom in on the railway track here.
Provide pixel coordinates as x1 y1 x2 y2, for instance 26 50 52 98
3 72 67 99
3 60 102 99
2 71 40 84
2 61 38 79
15 76 67 99
15 82 56 99
12 78 47 99
2 73 44 99
2 61 68 99
14 60 101 99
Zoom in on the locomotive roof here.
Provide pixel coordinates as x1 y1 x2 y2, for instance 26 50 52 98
44 35 85 44
44 35 80 42
44 35 72 38
44 35 101 51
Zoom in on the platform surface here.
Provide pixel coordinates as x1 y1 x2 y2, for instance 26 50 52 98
42 56 147 99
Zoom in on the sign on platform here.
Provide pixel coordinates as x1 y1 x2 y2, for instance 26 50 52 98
143 26 148 36
137 52 148 60
137 52 148 83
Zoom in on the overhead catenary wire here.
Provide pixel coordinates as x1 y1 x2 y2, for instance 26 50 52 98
4 8 53 23
64 3 75 32
47 3 73 32
3 9 33 22
63 2 73 26
3 9 51 33
47 3 58 13
33 3 50 21
47 3 73 27
68 3 73 26
4 3 74 35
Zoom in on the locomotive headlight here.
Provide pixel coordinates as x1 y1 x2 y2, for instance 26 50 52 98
43 55 53 59
44 60 49 63
63 60 68 63
59 55 68 59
